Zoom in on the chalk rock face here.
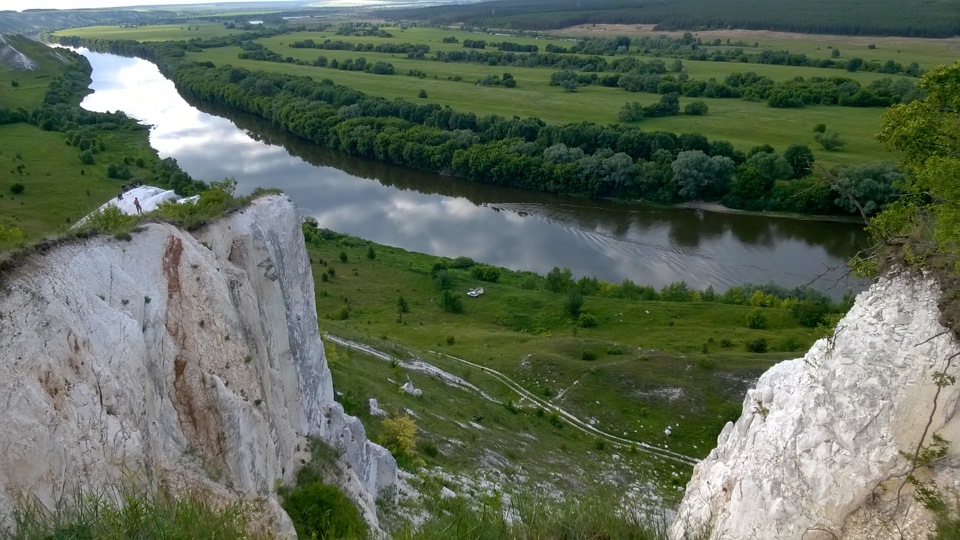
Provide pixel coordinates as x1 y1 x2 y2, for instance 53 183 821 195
0 195 396 534
671 274 960 540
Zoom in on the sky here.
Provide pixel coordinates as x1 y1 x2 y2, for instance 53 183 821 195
5 0 301 12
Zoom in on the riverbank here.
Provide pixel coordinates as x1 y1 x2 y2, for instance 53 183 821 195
678 200 867 224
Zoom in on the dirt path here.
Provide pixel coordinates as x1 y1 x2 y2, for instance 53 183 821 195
325 333 700 467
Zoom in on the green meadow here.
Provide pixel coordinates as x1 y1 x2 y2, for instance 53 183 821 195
303 228 823 493
53 23 246 42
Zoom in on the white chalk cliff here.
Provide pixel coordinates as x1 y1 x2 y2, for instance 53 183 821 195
671 273 960 539
0 195 396 534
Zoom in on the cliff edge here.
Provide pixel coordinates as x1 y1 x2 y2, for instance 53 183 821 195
0 195 396 534
671 273 960 539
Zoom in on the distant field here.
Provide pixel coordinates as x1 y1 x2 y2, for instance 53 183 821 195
558 24 960 71
52 23 244 42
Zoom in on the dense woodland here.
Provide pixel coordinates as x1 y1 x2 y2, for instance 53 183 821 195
51 33 903 218
376 0 960 38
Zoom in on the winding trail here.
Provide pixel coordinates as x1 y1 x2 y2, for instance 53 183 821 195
324 333 699 467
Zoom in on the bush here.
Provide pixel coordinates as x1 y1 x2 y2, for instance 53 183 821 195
418 89 428 98
746 338 768 353
791 300 828 327
578 313 597 328
814 130 846 150
397 295 409 313
9 183 24 195
580 350 597 361
746 309 768 329
684 101 709 115
565 291 584 317
450 256 475 268
441 290 463 313
379 414 417 458
470 264 501 282
434 269 453 290
339 251 348 262
366 245 376 260
282 483 367 540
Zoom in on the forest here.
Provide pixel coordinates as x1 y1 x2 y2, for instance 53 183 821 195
376 0 960 38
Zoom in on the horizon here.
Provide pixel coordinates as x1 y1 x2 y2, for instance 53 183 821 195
4 0 304 12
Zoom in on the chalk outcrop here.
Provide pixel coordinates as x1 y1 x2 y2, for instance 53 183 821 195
671 274 960 539
0 195 396 534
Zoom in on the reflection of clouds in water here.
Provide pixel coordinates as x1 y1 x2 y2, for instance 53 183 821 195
76 49 867 297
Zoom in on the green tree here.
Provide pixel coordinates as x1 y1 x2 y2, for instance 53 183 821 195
830 162 904 217
440 290 463 312
783 144 815 178
684 101 709 115
814 130 846 150
418 89 427 98
671 150 736 200
618 102 645 122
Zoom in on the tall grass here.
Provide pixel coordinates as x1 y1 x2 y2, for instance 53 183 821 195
3 488 254 539
391 485 669 540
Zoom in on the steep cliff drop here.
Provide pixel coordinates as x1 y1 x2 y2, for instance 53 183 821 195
671 274 960 539
0 195 396 535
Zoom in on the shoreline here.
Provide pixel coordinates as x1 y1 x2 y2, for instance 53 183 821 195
677 200 867 224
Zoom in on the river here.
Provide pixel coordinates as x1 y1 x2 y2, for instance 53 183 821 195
76 49 869 298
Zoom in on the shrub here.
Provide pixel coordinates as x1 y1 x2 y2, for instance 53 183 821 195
282 483 367 540
379 414 417 458
578 313 597 328
418 89 428 98
580 350 597 361
548 413 564 428
397 295 409 313
450 256 475 268
434 269 453 290
9 183 24 195
746 309 768 329
791 299 828 327
470 264 501 282
746 338 768 353
366 245 376 260
339 251 348 262
684 101 709 115
441 290 463 313
565 291 584 317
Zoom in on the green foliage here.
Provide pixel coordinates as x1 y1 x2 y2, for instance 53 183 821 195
283 483 367 540
397 295 410 313
578 312 598 328
814 130 846 150
367 245 376 260
434 269 453 290
441 289 464 313
746 338 768 353
6 487 252 540
470 264 501 282
746 309 768 329
790 299 829 327
380 413 418 458
684 100 709 115
9 183 25 195
0 225 26 250
565 290 584 317
339 251 349 262
783 144 815 178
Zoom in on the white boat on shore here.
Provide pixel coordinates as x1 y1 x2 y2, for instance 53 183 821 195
467 287 484 297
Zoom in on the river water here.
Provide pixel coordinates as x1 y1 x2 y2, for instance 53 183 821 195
77 49 868 297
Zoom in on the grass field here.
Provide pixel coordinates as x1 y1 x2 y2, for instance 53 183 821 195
0 123 158 239
52 22 245 42
559 24 960 71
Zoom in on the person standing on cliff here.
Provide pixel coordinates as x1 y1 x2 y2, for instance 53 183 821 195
134 197 142 215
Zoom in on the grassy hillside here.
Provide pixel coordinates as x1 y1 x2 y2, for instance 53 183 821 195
302 226 836 504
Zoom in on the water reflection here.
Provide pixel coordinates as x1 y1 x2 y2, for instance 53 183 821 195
76 48 869 297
